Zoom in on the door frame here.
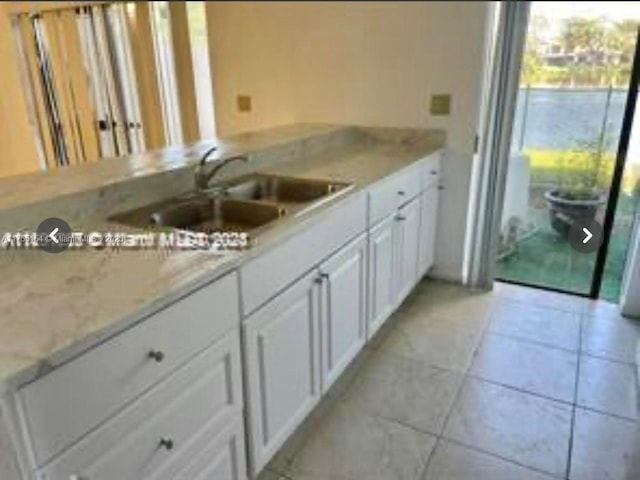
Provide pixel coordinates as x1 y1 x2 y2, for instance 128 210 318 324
473 5 640 300
590 27 640 299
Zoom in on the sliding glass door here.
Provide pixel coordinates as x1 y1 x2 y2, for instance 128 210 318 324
495 2 640 300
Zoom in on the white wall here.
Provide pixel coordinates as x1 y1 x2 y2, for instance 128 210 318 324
206 2 298 135
207 1 491 281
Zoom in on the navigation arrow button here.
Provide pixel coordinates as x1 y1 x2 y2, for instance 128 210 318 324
568 219 603 254
48 227 60 244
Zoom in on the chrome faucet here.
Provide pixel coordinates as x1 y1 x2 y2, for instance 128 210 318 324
194 146 249 190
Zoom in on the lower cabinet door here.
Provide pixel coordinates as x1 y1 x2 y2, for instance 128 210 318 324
418 186 439 277
368 216 396 339
395 197 421 303
319 233 367 392
243 271 321 474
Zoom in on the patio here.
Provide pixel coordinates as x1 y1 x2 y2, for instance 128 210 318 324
496 187 638 302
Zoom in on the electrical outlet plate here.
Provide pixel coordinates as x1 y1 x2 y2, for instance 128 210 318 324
237 95 252 112
430 94 451 116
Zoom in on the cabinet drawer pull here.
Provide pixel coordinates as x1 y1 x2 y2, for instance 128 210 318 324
397 190 406 196
396 215 406 221
431 170 438 175
148 350 165 363
438 185 444 190
159 438 174 450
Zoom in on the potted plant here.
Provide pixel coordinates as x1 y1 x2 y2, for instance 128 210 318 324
544 137 608 236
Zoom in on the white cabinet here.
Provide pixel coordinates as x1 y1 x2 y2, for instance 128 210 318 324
394 197 421 303
368 216 396 339
19 272 240 468
150 417 247 480
240 194 367 315
243 270 321 474
243 233 368 473
418 186 439 277
37 330 244 480
369 163 422 226
368 196 421 339
319 233 367 391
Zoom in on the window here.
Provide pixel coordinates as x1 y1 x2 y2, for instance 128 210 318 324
13 1 216 170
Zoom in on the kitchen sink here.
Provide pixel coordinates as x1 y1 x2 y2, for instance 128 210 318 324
109 195 286 233
222 174 352 204
109 174 352 237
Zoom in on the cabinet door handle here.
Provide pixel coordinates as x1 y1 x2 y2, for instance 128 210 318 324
159 438 174 450
431 170 438 175
396 215 406 221
438 185 444 190
315 272 330 284
397 190 405 196
148 350 165 363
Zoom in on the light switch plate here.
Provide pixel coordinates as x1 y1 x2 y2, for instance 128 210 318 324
430 94 451 116
237 95 252 112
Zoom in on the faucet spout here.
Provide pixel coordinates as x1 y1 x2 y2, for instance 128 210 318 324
194 153 249 191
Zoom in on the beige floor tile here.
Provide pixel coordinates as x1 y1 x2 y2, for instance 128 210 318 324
341 351 464 434
581 313 640 364
255 469 288 480
470 334 578 402
378 313 486 372
443 378 572 477
286 402 437 480
488 300 581 351
583 298 623 318
422 440 557 480
267 393 337 475
392 280 494 323
577 355 639 420
494 282 587 313
569 408 640 480
324 346 373 400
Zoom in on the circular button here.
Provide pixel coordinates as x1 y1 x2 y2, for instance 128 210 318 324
568 218 603 254
36 218 72 254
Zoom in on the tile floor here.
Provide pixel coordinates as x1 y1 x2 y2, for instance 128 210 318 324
257 280 640 480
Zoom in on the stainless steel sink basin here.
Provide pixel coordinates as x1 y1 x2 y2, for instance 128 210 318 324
109 195 286 233
222 174 352 204
109 174 352 238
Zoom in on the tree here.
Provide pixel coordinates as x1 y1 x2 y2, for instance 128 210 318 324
521 14 548 85
612 20 638 62
560 17 608 63
559 17 632 86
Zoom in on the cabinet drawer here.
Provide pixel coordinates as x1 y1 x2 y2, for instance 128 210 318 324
36 329 243 480
369 163 422 226
240 193 366 315
151 416 247 480
421 152 442 190
19 272 240 467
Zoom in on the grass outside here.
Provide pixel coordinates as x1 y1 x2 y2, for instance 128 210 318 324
524 149 640 193
496 153 639 302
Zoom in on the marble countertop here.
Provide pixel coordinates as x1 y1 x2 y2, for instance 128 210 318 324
0 124 444 394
